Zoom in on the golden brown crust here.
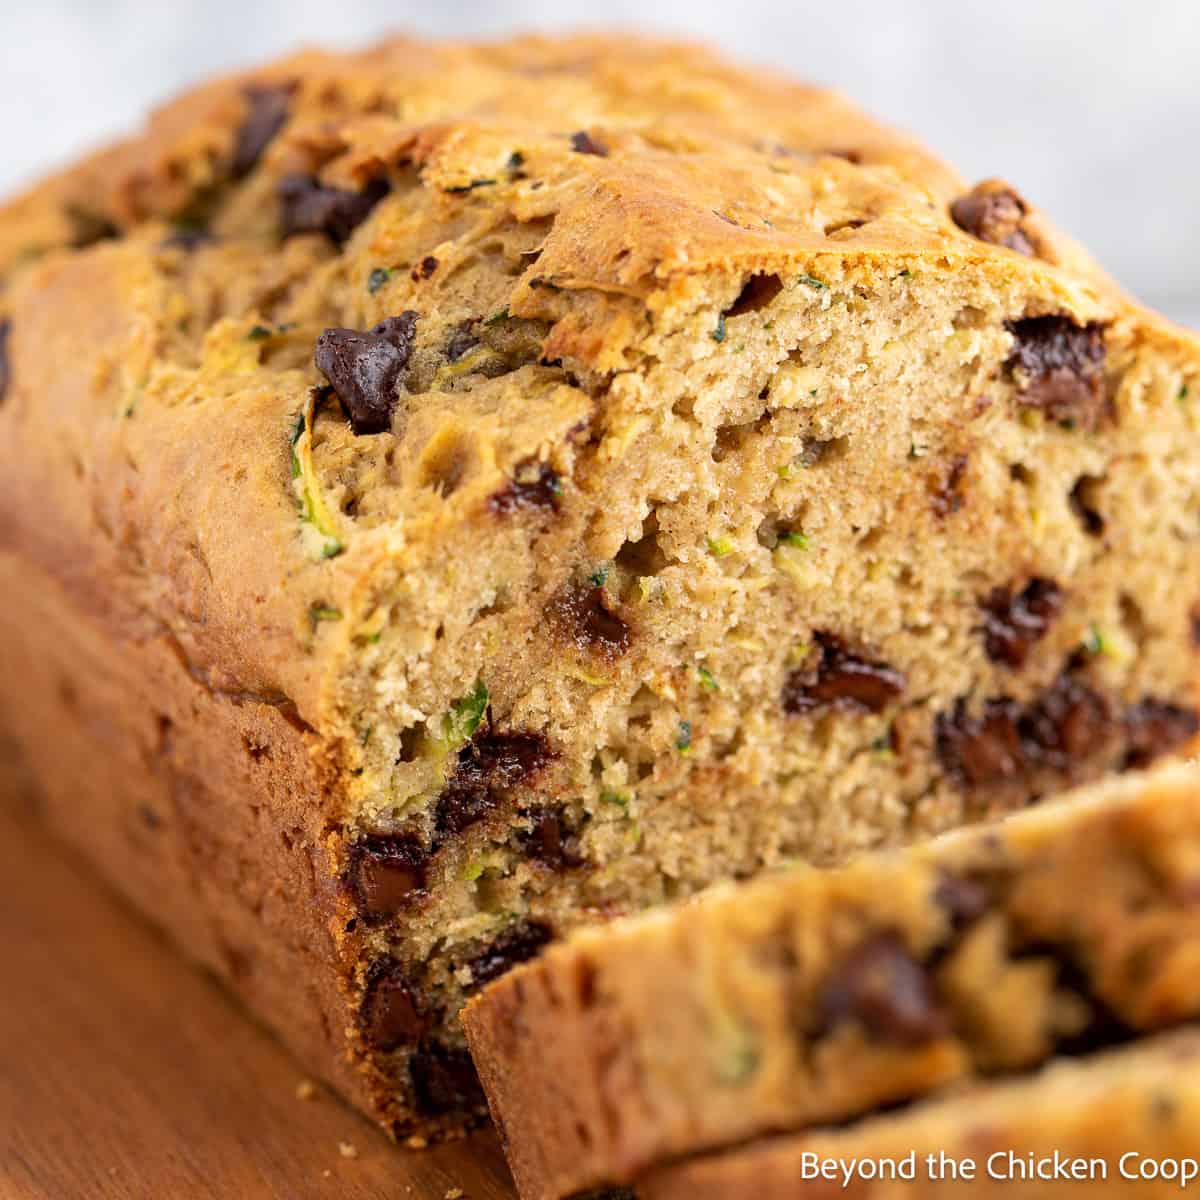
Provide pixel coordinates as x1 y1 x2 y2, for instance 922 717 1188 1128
2 32 1199 1141
463 765 1200 1199
0 550 368 1110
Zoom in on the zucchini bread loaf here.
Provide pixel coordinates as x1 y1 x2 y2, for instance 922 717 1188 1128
637 1029 1200 1200
0 33 1198 1136
464 763 1200 1199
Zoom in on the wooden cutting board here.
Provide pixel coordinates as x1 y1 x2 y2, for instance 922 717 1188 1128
0 777 516 1200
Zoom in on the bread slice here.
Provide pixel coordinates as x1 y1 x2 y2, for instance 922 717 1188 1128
463 763 1200 1198
1 34 1198 1136
637 1028 1200 1200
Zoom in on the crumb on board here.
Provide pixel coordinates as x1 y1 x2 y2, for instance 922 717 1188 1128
405 1134 429 1150
445 1190 464 1200
295 1079 317 1101
338 1141 359 1159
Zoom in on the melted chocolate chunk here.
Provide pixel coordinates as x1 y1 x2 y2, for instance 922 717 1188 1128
783 633 905 715
520 808 584 870
1018 671 1112 768
818 933 947 1045
434 728 552 838
314 312 417 435
950 183 1035 256
231 84 291 179
936 698 1025 787
435 767 496 836
1006 317 1107 428
930 454 968 518
467 921 553 989
359 960 429 1052
1125 699 1200 768
547 584 632 659
278 173 390 244
933 872 992 932
410 1039 485 1115
570 130 608 156
0 318 10 405
411 254 438 281
938 669 1115 788
981 578 1063 668
349 835 428 919
488 459 563 514
372 314 418 354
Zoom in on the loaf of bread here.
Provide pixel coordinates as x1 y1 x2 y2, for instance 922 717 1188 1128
463 763 1200 1197
637 1028 1200 1200
1 33 1198 1137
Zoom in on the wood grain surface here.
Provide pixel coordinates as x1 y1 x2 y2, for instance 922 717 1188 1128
0 772 517 1200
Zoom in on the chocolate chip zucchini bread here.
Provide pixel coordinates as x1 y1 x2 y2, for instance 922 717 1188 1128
637 1029 1200 1200
463 763 1200 1199
1 33 1199 1136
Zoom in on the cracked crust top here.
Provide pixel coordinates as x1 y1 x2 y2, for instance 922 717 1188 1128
0 31 1195 771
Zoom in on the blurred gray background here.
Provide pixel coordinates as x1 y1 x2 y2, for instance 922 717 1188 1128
4 0 1197 325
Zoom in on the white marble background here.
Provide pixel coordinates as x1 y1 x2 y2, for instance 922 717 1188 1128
3 0 1197 325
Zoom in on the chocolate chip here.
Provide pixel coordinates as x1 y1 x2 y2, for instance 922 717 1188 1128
547 584 632 659
1191 607 1200 649
783 632 905 715
818 932 947 1045
359 960 429 1051
445 323 479 362
930 454 968 518
1006 317 1107 428
1125 699 1200 768
520 808 584 871
936 698 1025 787
348 835 428 919
475 728 551 788
278 173 390 244
1019 671 1112 768
409 1039 485 1115
434 780 492 837
434 728 552 837
939 668 1117 789
0 319 10 405
231 84 291 179
488 459 563 514
951 183 1035 256
372 314 418 354
314 312 417 435
981 578 1063 667
570 130 608 156
467 920 553 989
933 872 991 932
160 225 214 252
411 255 438 281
